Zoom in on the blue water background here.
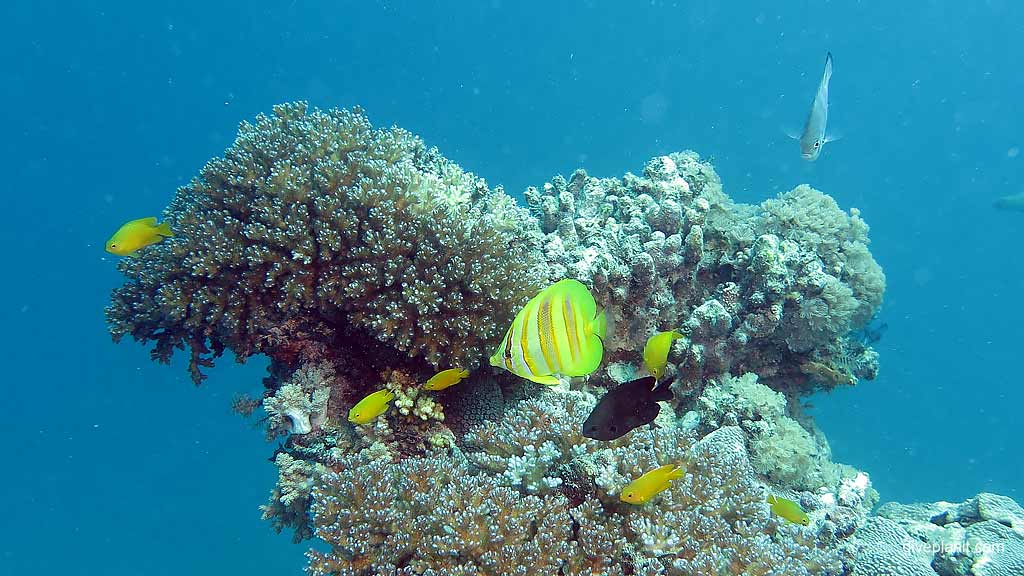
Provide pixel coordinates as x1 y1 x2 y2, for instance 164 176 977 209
2 2 1020 574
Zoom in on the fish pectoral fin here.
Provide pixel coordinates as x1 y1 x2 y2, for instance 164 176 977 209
156 221 175 237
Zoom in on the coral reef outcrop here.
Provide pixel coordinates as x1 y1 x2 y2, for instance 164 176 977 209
103 103 936 575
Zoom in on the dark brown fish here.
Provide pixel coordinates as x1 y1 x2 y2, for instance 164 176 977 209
582 376 672 441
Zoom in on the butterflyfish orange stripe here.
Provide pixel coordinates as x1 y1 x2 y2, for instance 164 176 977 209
563 295 579 363
538 296 559 371
520 305 539 376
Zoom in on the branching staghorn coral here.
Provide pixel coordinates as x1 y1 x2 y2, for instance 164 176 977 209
106 102 546 383
308 454 578 576
307 390 854 575
462 389 611 494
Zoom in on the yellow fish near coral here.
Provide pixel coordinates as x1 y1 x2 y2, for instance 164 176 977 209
643 330 684 380
620 464 684 505
768 494 810 526
489 279 606 386
105 217 174 256
423 368 470 391
348 389 395 424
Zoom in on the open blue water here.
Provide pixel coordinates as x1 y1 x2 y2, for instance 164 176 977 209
2 2 1020 574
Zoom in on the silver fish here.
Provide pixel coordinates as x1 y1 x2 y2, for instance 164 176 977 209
799 52 833 161
994 193 1024 212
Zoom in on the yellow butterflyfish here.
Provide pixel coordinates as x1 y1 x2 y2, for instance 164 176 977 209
348 389 394 425
643 330 684 380
423 368 470 391
768 494 810 526
489 279 606 385
620 464 684 505
105 217 174 256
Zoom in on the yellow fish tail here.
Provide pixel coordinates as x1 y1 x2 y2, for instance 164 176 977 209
651 463 683 480
155 220 175 237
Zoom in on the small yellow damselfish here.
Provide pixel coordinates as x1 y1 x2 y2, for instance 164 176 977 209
423 368 470 391
620 464 684 505
490 279 606 386
768 494 810 526
106 217 174 256
348 389 395 425
643 330 684 380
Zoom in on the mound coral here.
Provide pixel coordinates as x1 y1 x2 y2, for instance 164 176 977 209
693 372 859 492
856 493 1024 576
527 153 885 394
